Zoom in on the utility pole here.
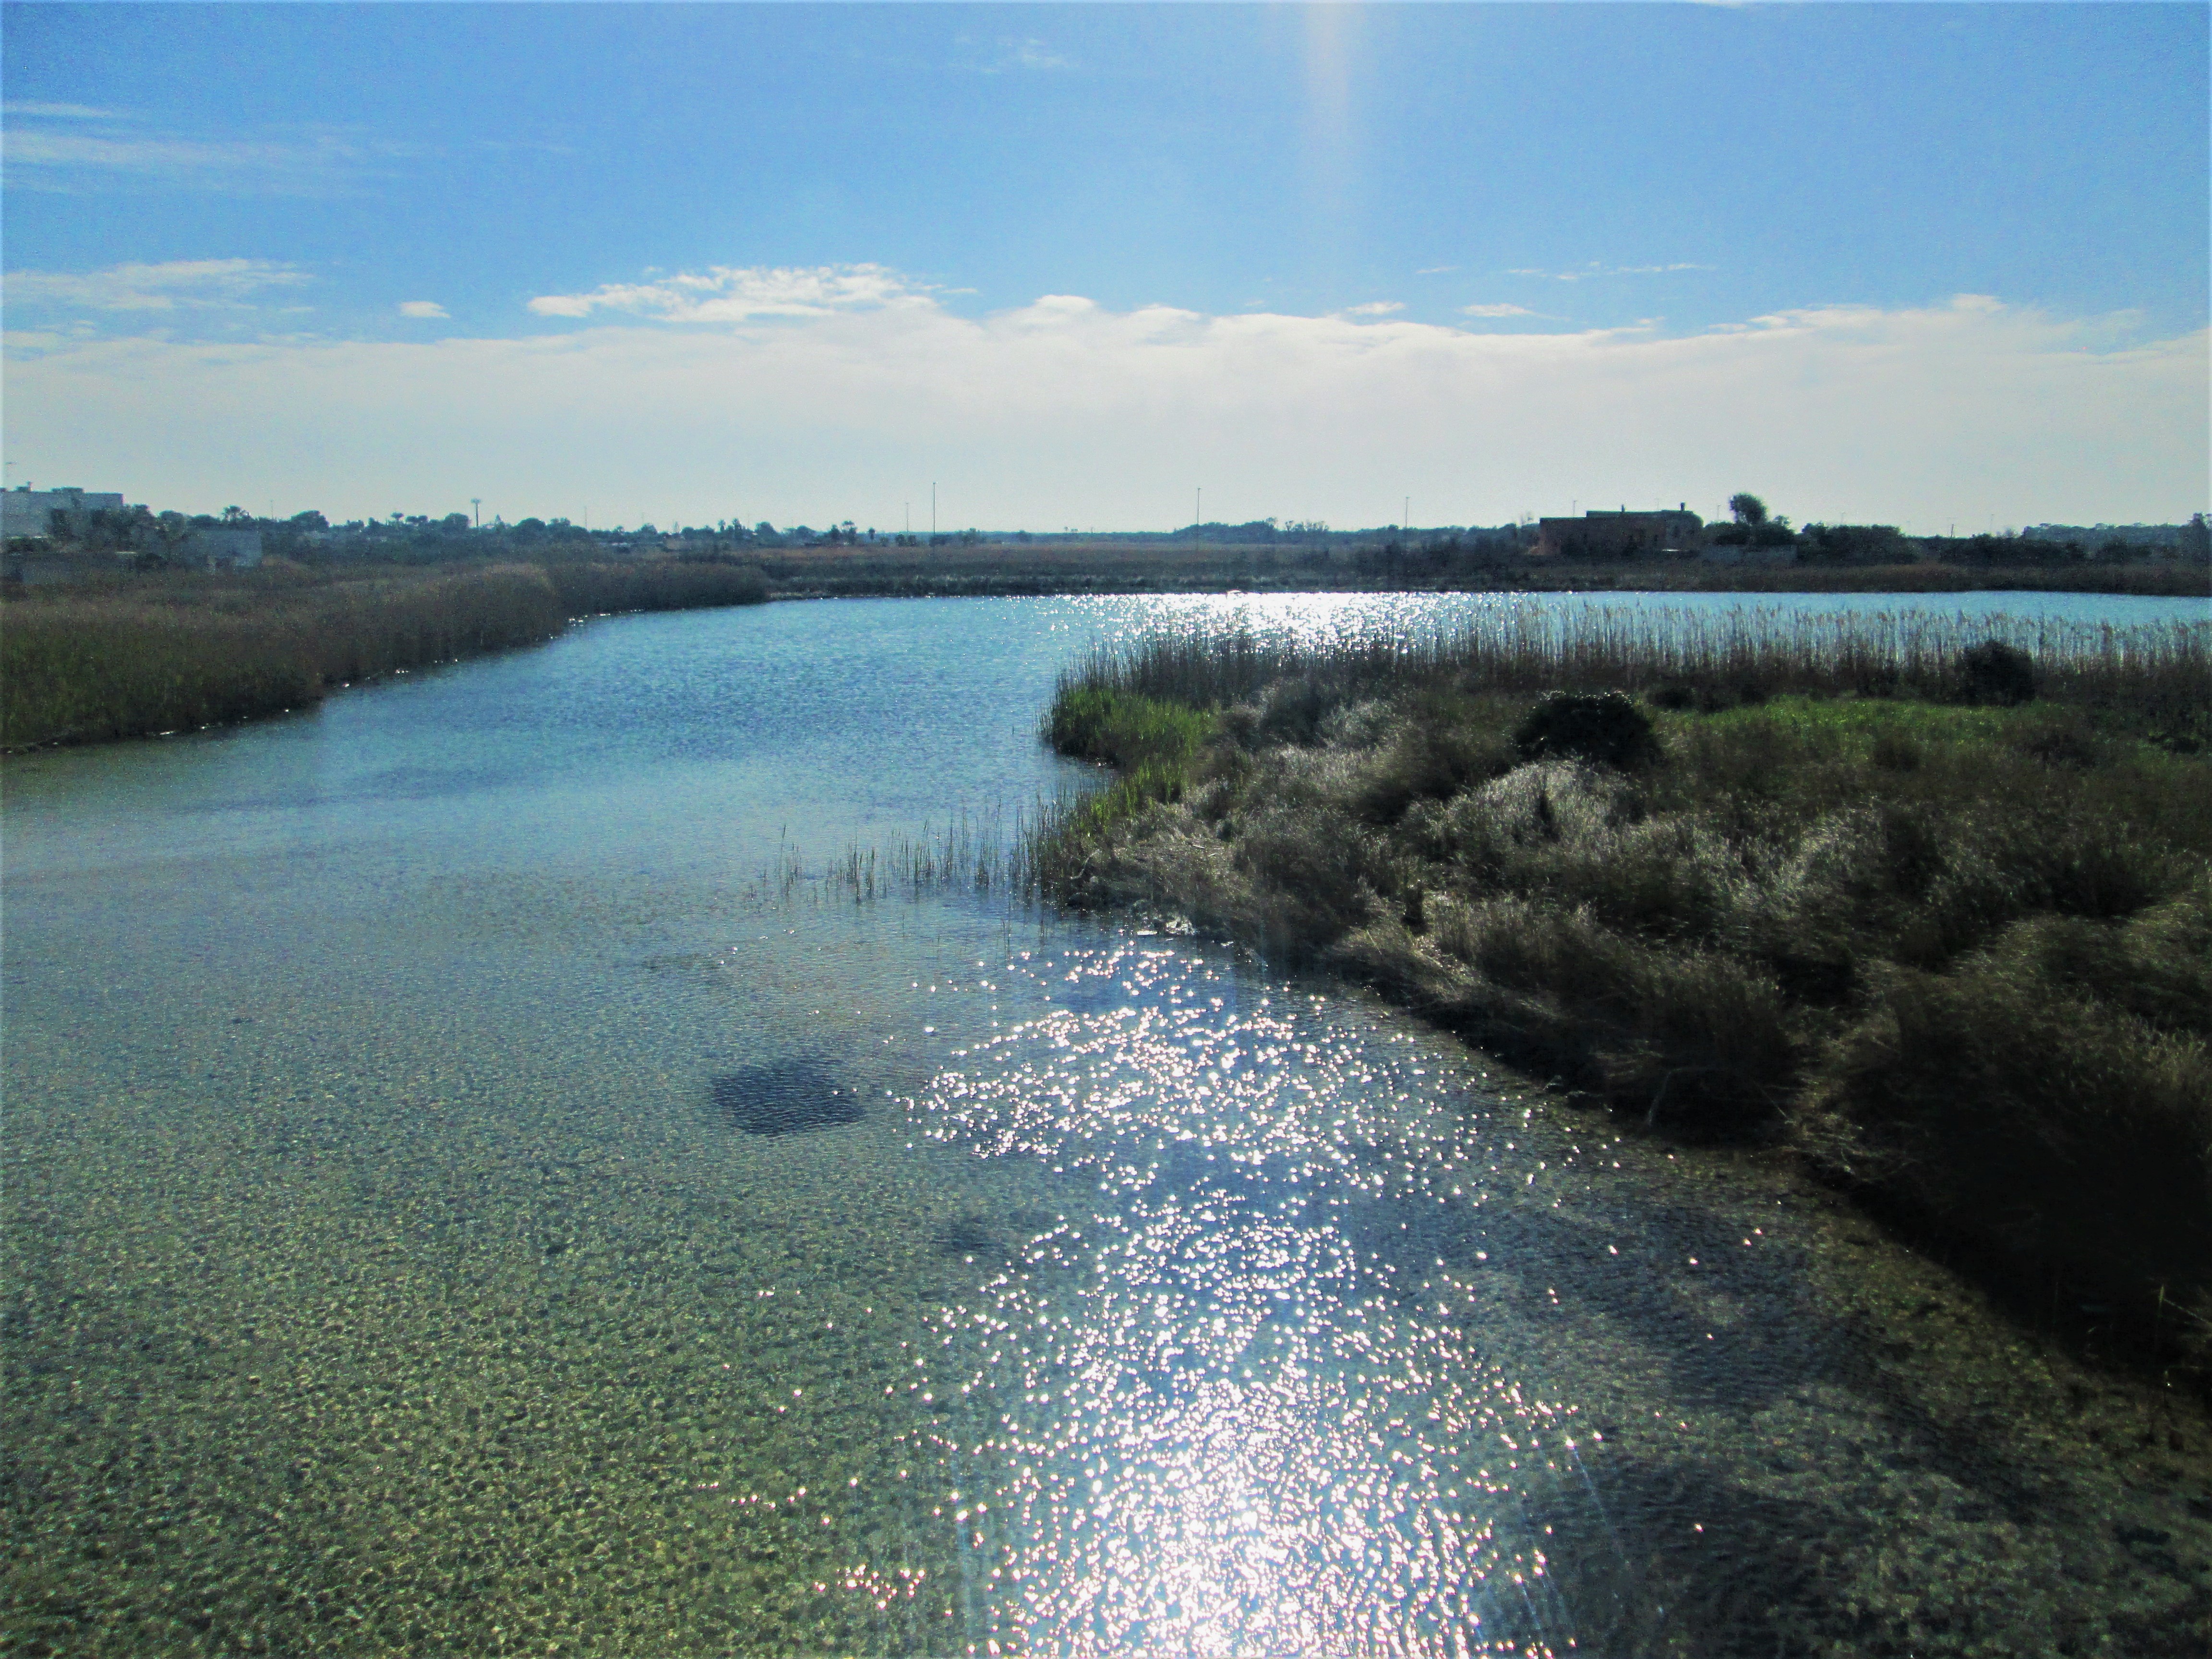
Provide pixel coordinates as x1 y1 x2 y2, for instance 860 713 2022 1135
931 483 936 539
471 497 481 529
1404 496 1410 532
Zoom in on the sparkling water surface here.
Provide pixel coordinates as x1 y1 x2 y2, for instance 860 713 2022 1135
6 591 2209 1656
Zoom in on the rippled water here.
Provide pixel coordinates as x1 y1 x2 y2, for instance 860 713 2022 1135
5 592 2209 1656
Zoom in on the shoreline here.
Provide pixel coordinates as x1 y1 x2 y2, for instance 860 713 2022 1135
755 558 2209 602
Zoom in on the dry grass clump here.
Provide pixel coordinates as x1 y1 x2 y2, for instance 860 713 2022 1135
1035 609 2212 1362
1 559 768 751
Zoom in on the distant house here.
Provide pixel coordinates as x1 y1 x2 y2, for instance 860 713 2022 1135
1536 505 1703 559
3 485 126 541
178 528 263 569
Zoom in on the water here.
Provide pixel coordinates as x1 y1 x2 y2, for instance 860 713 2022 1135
5 591 2208 1656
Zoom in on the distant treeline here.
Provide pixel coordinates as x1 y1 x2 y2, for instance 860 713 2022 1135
16 500 2207 583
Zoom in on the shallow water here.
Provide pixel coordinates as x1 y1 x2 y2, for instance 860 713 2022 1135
5 592 2209 1657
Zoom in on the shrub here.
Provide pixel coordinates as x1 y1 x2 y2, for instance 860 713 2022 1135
1511 691 1660 769
1958 638 2036 705
1809 957 2212 1344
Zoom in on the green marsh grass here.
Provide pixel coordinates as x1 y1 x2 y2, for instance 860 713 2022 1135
1032 608 2212 1369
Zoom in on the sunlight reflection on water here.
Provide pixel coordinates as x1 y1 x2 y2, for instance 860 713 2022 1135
896 939 1628 1654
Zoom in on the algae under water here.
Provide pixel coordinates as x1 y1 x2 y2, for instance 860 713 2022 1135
4 593 2209 1656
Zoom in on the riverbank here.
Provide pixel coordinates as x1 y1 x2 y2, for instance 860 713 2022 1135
0 558 768 752
754 544 2209 600
1031 608 2212 1378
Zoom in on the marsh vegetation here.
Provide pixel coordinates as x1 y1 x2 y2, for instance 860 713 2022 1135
0 558 768 751
1033 607 2212 1369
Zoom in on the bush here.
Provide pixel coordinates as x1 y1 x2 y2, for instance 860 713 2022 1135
1512 691 1660 769
1809 954 2212 1345
1958 638 2036 705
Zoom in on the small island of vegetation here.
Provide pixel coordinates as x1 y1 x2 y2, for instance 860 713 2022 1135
1031 608 2212 1376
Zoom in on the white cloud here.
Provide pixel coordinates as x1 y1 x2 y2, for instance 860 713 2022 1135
1345 301 1403 316
1461 303 1536 318
5 258 310 312
5 285 2202 532
1415 266 1459 276
397 301 449 320
527 263 926 323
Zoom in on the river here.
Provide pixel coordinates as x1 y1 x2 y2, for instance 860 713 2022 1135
5 591 2208 1656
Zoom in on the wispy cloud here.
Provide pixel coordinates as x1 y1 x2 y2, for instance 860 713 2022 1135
5 258 310 312
972 36 1070 74
3 119 404 195
1461 302 1536 318
2 102 132 120
527 263 930 323
10 288 2197 531
1344 301 1402 316
1414 265 1458 276
397 301 449 320
1508 262 1716 283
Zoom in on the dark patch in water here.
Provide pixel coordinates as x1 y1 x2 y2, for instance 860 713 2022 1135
710 1060 865 1136
937 1214 1005 1259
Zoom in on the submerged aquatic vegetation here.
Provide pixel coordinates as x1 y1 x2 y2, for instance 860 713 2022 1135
1029 608 2212 1366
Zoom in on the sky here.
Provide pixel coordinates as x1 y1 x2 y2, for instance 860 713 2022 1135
3 2 2206 534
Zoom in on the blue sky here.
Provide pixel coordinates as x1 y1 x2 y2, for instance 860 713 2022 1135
4 3 2206 532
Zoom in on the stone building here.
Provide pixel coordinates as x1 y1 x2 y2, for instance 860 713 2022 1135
1535 505 1703 559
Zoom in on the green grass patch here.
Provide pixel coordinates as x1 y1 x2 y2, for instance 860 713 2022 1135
1047 685 1215 771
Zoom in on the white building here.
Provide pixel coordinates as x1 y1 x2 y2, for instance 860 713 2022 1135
2 485 126 541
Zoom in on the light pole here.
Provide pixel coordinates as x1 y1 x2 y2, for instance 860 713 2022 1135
931 484 936 540
471 497 481 529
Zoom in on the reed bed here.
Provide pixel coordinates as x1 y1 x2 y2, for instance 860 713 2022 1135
1061 606 2210 736
1034 608 2212 1373
544 560 768 617
1 559 769 752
